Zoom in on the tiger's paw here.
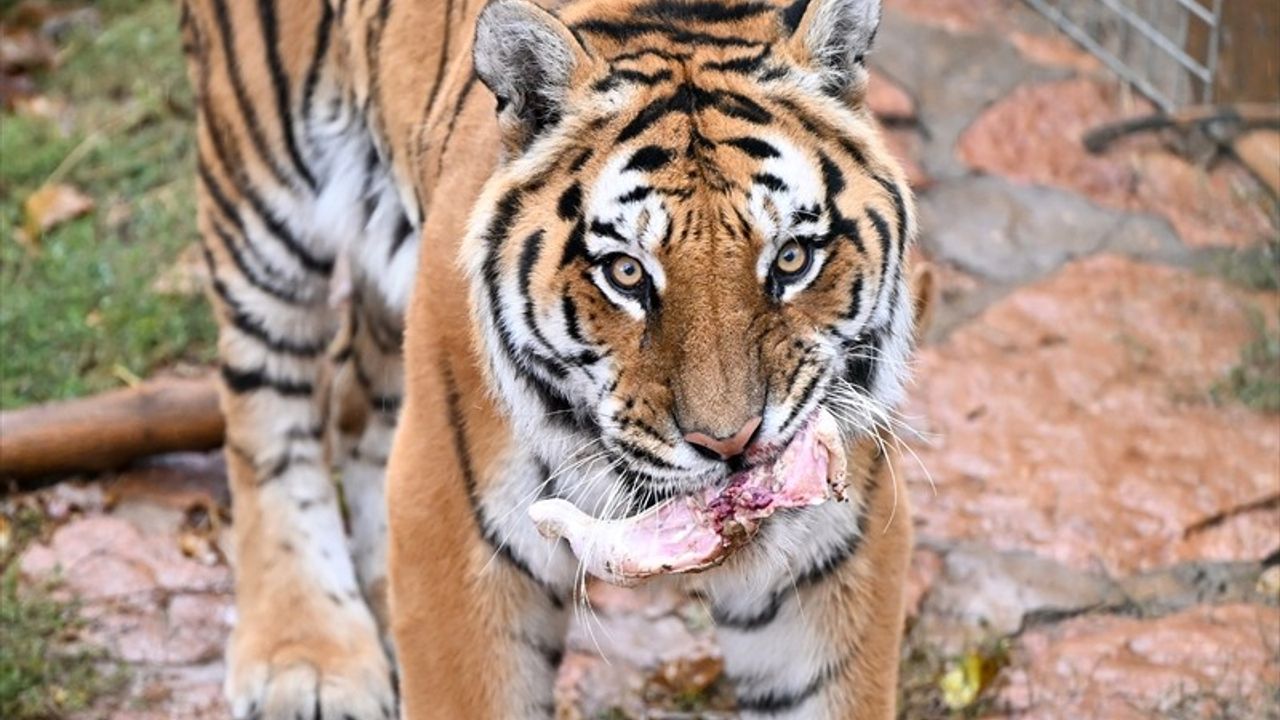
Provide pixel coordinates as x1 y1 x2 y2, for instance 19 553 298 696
224 608 397 720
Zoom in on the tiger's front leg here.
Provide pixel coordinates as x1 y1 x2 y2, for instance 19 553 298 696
199 206 395 719
695 444 910 719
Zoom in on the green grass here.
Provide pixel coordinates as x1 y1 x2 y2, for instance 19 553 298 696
0 504 126 719
1210 237 1280 293
1216 314 1280 414
0 567 122 720
0 0 215 409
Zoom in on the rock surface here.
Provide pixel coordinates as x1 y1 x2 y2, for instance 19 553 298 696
957 77 1277 249
904 255 1279 576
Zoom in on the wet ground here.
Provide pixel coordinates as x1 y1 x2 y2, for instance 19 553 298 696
10 0 1280 717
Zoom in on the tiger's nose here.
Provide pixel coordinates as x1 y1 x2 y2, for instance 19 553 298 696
683 416 762 462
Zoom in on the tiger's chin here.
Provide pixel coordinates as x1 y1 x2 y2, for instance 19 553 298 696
529 409 849 587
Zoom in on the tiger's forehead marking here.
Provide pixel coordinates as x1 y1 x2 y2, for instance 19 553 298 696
584 147 674 288
744 134 825 237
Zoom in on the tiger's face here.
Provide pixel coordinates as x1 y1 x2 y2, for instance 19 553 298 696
466 0 915 510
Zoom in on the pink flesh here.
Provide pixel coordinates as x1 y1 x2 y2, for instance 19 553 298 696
529 410 848 587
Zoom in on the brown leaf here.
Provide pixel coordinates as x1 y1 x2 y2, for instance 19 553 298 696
0 72 38 111
646 653 724 697
22 182 95 240
0 28 56 74
178 529 220 566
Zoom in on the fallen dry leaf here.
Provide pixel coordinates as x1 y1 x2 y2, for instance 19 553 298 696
0 71 38 110
0 28 56 74
22 182 95 241
939 643 1009 711
646 653 724 697
178 529 220 566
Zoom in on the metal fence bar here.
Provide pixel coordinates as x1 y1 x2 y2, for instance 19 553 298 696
1091 0 1213 81
1202 0 1223 103
1023 0 1227 111
1023 0 1177 112
1169 0 1216 25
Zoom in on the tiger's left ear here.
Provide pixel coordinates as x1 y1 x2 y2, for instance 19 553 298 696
474 0 590 150
909 261 935 346
782 0 881 98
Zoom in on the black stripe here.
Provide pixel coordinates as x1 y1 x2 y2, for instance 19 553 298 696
220 364 314 397
611 436 683 472
256 0 317 190
736 661 833 714
772 96 870 167
700 44 771 74
419 0 454 125
617 90 683 143
617 83 773 144
754 172 787 192
434 71 479 178
387 213 414 258
300 2 333 130
557 183 582 221
638 0 773 23
818 153 845 198
609 47 694 64
198 162 314 305
560 293 589 346
197 94 335 274
780 0 812 34
569 148 594 172
208 216 309 305
207 271 329 357
724 136 779 159
617 186 653 204
572 19 765 48
442 363 564 610
209 0 294 190
482 189 586 430
841 275 864 321
589 220 626 242
592 67 673 92
710 87 773 123
625 145 673 172
519 229 567 359
778 366 822 435
865 206 893 304
843 329 881 393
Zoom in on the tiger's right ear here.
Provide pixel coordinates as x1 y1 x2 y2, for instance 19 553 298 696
474 0 588 150
782 0 881 98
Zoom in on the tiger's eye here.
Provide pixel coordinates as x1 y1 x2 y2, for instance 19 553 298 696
774 241 809 277
607 254 646 291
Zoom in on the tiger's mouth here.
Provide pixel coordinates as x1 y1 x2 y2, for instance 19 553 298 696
528 409 849 587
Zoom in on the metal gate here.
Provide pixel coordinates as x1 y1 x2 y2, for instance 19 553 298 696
1022 0 1225 112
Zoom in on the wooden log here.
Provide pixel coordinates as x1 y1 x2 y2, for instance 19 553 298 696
0 376 224 480
1233 130 1280 197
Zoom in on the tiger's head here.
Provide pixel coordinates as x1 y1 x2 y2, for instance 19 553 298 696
464 0 921 512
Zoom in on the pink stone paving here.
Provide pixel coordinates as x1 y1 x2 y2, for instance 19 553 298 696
958 77 1277 248
904 255 1279 575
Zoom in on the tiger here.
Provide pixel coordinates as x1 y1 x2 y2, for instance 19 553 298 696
179 0 929 716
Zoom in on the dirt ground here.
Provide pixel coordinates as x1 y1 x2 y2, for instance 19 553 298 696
7 0 1279 718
